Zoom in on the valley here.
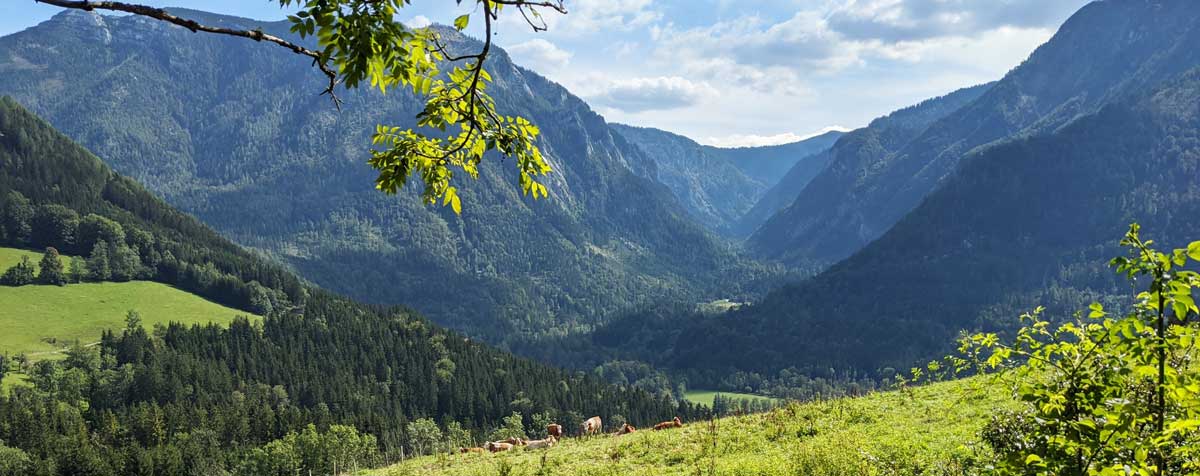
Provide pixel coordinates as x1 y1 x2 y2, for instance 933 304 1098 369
3 0 1200 474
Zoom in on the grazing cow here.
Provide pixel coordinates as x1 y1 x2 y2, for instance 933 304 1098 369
459 447 485 454
580 416 602 437
652 417 683 431
499 437 526 446
486 442 515 453
525 436 557 450
613 423 636 437
547 423 563 438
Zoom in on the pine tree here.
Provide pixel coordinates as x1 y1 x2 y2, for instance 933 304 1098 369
88 241 111 281
37 247 67 286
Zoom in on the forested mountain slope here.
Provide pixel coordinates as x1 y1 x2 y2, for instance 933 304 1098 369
672 68 1200 377
737 84 990 241
611 124 841 236
748 0 1200 267
0 97 699 474
0 9 768 349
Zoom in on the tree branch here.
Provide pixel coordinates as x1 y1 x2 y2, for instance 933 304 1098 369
34 0 343 107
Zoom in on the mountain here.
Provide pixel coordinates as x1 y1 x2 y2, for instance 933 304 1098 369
0 96 700 474
736 86 990 241
610 124 841 235
709 131 844 188
0 9 769 350
748 0 1200 267
671 64 1200 378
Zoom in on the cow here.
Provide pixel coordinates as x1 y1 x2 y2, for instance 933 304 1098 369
499 437 526 446
580 416 602 437
613 423 636 437
547 423 563 438
486 442 515 453
459 447 485 454
652 417 683 431
525 436 557 450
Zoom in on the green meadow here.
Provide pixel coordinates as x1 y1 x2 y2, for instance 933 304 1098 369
372 377 1012 476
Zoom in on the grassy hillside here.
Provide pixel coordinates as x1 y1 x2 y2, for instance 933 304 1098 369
0 246 69 270
374 377 1013 476
0 246 258 358
682 389 778 407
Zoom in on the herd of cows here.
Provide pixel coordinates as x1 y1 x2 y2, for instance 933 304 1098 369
458 416 687 454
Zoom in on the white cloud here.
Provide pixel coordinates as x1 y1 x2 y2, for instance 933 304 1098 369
506 38 572 71
587 76 715 113
828 0 1087 42
406 15 431 28
700 126 852 148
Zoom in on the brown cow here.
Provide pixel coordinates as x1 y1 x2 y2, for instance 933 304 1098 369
525 436 557 450
652 416 683 431
499 437 526 446
580 416 602 437
547 423 563 438
459 447 485 454
486 442 515 452
612 423 636 437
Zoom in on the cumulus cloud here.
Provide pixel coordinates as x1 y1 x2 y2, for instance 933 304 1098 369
519 0 662 36
405 15 431 29
827 0 1087 42
700 126 853 148
506 39 572 71
588 76 715 113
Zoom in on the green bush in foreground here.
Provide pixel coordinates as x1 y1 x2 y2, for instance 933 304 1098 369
955 224 1200 475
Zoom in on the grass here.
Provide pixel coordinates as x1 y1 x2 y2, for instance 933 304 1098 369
0 246 258 361
683 389 779 407
0 246 70 270
371 377 1014 476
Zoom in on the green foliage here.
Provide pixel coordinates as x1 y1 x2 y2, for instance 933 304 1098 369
0 256 34 286
490 412 527 442
35 246 65 286
407 418 443 457
956 224 1200 474
242 424 379 476
274 0 554 212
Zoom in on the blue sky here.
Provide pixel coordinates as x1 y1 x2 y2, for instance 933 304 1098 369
4 0 1090 146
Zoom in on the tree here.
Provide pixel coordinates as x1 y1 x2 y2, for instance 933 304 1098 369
953 224 1200 475
68 256 87 283
406 418 442 456
76 214 125 252
0 256 36 286
38 0 567 214
87 241 111 281
0 191 32 245
29 204 78 251
36 247 67 286
490 411 527 441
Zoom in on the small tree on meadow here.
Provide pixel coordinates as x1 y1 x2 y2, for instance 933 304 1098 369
37 247 66 286
489 412 527 442
405 418 442 456
0 256 36 286
67 256 87 283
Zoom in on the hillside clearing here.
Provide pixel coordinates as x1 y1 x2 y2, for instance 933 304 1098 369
682 389 779 407
0 277 258 359
372 377 1013 476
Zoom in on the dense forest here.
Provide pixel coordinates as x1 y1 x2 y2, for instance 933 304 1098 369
0 98 702 475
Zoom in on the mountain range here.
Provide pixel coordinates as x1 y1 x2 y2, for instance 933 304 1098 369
0 9 776 352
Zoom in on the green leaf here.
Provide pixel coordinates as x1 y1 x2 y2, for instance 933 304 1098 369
454 14 470 31
1188 241 1200 261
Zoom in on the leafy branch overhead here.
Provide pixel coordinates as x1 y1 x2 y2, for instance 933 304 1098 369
35 0 566 214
